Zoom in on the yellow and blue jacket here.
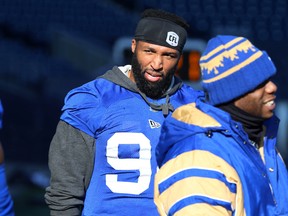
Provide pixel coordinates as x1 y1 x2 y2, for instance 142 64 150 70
155 99 288 216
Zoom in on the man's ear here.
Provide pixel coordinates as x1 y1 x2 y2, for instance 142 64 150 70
131 39 136 53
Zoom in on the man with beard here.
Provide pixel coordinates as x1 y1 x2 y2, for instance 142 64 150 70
45 9 202 216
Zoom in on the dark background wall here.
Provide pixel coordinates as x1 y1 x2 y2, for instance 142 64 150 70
0 0 287 215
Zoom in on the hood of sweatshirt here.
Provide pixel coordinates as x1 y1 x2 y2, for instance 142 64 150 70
99 66 187 116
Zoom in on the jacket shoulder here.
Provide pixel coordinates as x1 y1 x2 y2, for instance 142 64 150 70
172 102 221 128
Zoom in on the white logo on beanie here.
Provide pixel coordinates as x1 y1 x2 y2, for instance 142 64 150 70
166 31 179 47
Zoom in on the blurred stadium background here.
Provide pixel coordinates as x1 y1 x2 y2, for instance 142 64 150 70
0 0 287 215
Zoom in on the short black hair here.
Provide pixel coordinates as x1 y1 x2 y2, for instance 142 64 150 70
141 8 189 31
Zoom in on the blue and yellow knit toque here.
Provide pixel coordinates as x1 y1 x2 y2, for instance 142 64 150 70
200 35 276 105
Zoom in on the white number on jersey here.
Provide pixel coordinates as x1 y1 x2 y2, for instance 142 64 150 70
106 132 152 195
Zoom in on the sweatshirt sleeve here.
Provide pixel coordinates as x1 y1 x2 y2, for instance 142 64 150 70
45 120 95 216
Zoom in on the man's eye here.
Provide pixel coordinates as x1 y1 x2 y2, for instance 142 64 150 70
144 50 152 53
166 54 176 58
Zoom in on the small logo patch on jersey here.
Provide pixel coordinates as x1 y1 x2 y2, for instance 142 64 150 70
149 119 161 129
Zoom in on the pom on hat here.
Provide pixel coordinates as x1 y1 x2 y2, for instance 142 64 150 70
200 35 276 105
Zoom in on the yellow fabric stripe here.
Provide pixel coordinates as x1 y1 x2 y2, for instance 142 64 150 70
201 37 244 61
172 103 221 127
154 150 246 216
174 203 232 216
202 51 262 83
259 127 266 164
259 146 265 164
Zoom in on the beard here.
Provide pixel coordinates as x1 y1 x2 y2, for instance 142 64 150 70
131 52 176 99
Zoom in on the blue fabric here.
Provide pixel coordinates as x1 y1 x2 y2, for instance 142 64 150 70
158 168 237 194
61 77 202 216
156 99 288 215
0 100 3 129
0 164 14 216
169 195 233 216
0 101 15 216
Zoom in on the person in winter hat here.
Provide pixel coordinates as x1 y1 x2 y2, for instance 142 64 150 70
154 35 288 215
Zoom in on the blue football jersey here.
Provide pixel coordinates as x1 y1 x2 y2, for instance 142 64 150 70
60 70 201 215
